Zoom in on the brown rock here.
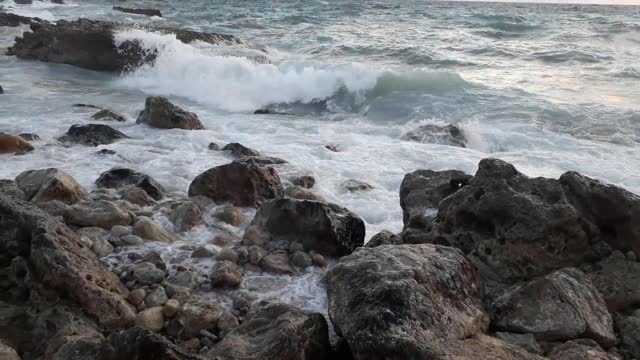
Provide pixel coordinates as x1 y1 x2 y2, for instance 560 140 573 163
15 168 87 204
169 201 204 232
178 299 224 338
135 307 165 333
119 186 157 207
0 133 34 154
63 200 132 229
213 205 245 226
259 251 293 274
210 261 243 288
137 97 204 130
133 218 177 243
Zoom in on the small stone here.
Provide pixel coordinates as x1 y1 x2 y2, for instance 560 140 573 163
201 337 217 349
92 237 113 257
342 179 374 192
290 251 312 269
121 234 143 245
180 338 201 353
260 251 293 274
310 252 328 267
249 245 267 265
216 248 239 263
128 288 147 306
141 252 167 271
222 142 260 157
191 245 218 258
211 235 234 246
133 265 165 284
217 312 239 332
135 307 165 332
213 205 246 226
208 142 220 150
91 108 126 122
133 218 177 243
179 299 224 337
111 225 132 237
290 175 315 189
96 149 116 155
236 246 249 263
18 133 40 141
145 286 168 308
119 186 157 207
211 261 243 288
325 144 339 152
163 299 180 318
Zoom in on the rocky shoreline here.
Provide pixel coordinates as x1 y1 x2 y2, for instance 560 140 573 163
2 10 640 360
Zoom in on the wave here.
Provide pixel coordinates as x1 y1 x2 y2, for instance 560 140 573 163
467 13 540 33
530 49 613 64
113 28 471 113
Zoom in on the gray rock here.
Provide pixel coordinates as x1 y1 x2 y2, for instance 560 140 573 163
64 200 132 229
145 286 168 308
249 245 267 265
111 225 131 238
211 261 243 288
178 299 224 338
289 175 315 189
588 254 640 312
15 168 87 204
326 244 488 359
121 234 143 245
494 332 543 355
137 97 204 130
191 245 218 258
58 124 129 146
0 179 27 200
91 108 126 122
366 230 402 247
290 251 312 268
169 201 204 232
401 124 466 147
260 251 293 274
96 168 165 200
133 265 165 284
92 237 114 257
166 271 197 290
617 314 640 359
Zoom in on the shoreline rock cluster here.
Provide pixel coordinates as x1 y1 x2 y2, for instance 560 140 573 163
2 9 640 360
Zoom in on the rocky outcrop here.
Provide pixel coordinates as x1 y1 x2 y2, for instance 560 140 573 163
401 124 466 147
137 97 204 130
0 12 35 27
0 133 34 154
58 124 129 146
248 198 365 258
113 6 162 17
326 244 488 359
8 18 239 72
207 302 331 360
15 168 87 204
95 167 166 200
490 268 616 347
188 161 284 208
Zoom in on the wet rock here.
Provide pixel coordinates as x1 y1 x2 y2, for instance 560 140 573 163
216 312 239 333
260 251 293 274
400 168 471 229
208 142 220 150
136 97 204 130
211 260 243 287
128 288 147 306
166 270 197 290
17 133 40 141
178 299 224 338
494 332 543 355
248 198 365 258
64 200 132 229
212 204 246 226
211 234 235 247
236 156 288 166
133 264 165 284
118 186 157 207
188 161 284 208
15 168 87 204
366 230 402 247
249 245 267 265
96 167 165 200
491 268 616 347
191 245 218 258
121 234 143 245
290 251 312 268
401 124 466 147
91 108 126 122
104 327 202 359
96 149 117 155
145 287 168 308
58 124 129 146
326 244 488 359
136 307 165 333
169 201 204 232
0 85 3 94
284 185 324 201
222 142 260 157
0 12 34 27
207 302 331 360
310 252 328 267
0 179 27 200
36 199 70 217
112 6 162 17
588 253 640 311
141 251 167 271
92 236 114 257
324 144 339 152
436 335 548 360
111 225 131 238
163 299 180 318
0 133 34 154
133 218 177 243
548 340 620 360
289 175 316 189
216 248 239 263
342 179 373 192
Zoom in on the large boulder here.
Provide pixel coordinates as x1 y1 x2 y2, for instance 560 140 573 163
248 198 365 258
136 97 204 130
188 161 284 208
8 18 239 72
325 244 488 359
0 133 34 154
587 253 640 312
490 268 616 347
399 169 471 230
207 302 331 360
0 180 27 200
431 158 595 283
64 200 132 229
401 124 466 147
58 124 129 146
15 168 87 204
95 167 165 200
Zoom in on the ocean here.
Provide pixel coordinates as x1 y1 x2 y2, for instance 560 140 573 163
1 0 639 311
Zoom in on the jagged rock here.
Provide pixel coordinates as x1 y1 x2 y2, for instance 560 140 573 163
401 124 466 147
58 124 129 146
212 205 245 226
248 198 365 258
188 161 284 208
0 133 34 154
64 200 132 229
290 175 315 189
207 302 331 360
0 12 34 27
617 314 640 359
96 167 166 200
400 169 471 229
587 253 640 311
119 186 157 207
15 168 87 204
169 201 204 232
0 180 27 200
342 179 373 192
491 268 616 347
113 6 162 17
366 230 402 247
8 18 239 72
133 218 177 243
210 261 243 288
136 307 165 333
91 108 126 122
548 340 620 360
222 143 260 157
326 244 488 359
178 299 224 338
136 97 204 130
